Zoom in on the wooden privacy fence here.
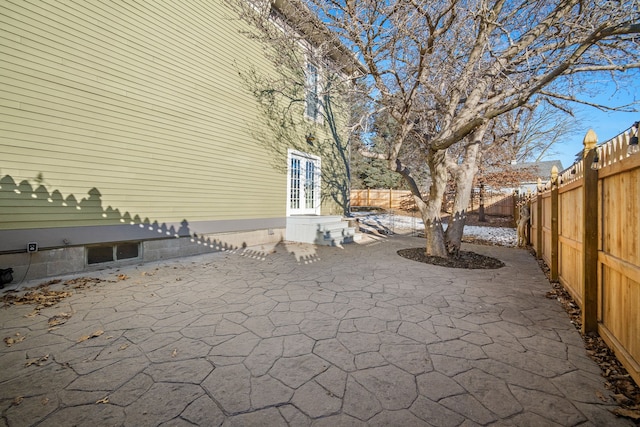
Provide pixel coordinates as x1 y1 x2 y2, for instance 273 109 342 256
472 190 516 216
351 188 516 215
351 189 414 210
529 125 640 386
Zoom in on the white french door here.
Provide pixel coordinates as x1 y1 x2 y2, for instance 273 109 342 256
287 150 321 215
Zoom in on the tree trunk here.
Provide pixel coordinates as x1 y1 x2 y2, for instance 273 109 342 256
420 150 448 257
444 127 485 256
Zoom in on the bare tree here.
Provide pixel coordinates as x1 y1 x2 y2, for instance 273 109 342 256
489 104 584 163
231 0 640 257
473 103 575 194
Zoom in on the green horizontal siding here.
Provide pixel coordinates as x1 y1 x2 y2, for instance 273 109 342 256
0 0 289 231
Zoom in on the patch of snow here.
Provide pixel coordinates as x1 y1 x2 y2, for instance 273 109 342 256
352 212 517 247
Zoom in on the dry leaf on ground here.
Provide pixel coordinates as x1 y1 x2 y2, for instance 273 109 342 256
2 277 113 313
77 330 104 342
2 280 71 312
64 277 105 289
4 333 26 347
48 313 72 327
25 354 49 367
2 289 73 311
613 394 632 405
96 396 109 404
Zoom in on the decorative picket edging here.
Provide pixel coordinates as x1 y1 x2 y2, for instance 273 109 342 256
530 124 640 385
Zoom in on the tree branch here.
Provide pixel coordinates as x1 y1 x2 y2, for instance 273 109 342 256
394 158 425 205
538 90 639 112
358 148 388 161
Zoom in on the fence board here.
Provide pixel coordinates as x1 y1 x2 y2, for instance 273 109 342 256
598 163 640 382
602 169 640 265
530 198 539 250
599 260 640 378
482 195 514 216
558 185 583 305
541 194 552 266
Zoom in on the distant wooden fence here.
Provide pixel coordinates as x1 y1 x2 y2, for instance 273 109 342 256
530 126 640 386
471 190 515 216
351 188 515 216
351 189 414 210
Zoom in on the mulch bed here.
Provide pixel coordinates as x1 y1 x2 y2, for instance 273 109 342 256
397 248 505 269
389 211 512 268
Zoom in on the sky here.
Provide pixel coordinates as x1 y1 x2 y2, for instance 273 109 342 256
547 72 640 171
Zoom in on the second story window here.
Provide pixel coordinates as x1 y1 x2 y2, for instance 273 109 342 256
305 62 319 121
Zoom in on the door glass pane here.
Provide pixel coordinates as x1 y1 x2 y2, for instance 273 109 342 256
290 158 301 209
305 160 315 209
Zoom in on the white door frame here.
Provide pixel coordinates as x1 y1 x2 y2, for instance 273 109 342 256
286 149 321 216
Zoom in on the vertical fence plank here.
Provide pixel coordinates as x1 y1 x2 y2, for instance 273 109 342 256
536 179 543 259
551 166 559 281
526 198 532 245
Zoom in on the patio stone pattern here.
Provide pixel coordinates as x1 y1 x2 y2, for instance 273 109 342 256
0 236 632 426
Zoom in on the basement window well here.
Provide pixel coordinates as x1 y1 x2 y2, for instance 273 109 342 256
87 242 140 265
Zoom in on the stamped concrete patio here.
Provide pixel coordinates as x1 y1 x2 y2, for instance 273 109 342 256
0 235 632 426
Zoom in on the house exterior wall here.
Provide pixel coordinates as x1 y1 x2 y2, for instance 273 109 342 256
0 0 349 279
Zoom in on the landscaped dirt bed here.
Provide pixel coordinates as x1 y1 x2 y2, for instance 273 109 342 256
397 248 505 269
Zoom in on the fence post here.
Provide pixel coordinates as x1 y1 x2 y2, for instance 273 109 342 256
582 130 599 334
526 190 532 245
536 178 543 259
550 166 559 282
478 184 485 221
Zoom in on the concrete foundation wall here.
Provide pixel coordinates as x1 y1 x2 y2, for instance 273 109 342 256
0 228 284 285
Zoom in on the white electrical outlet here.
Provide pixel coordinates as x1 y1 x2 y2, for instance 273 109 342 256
27 242 38 253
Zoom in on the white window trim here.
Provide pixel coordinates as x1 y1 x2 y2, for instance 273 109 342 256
286 149 321 216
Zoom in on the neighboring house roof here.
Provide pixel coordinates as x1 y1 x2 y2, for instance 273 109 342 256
512 160 564 182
